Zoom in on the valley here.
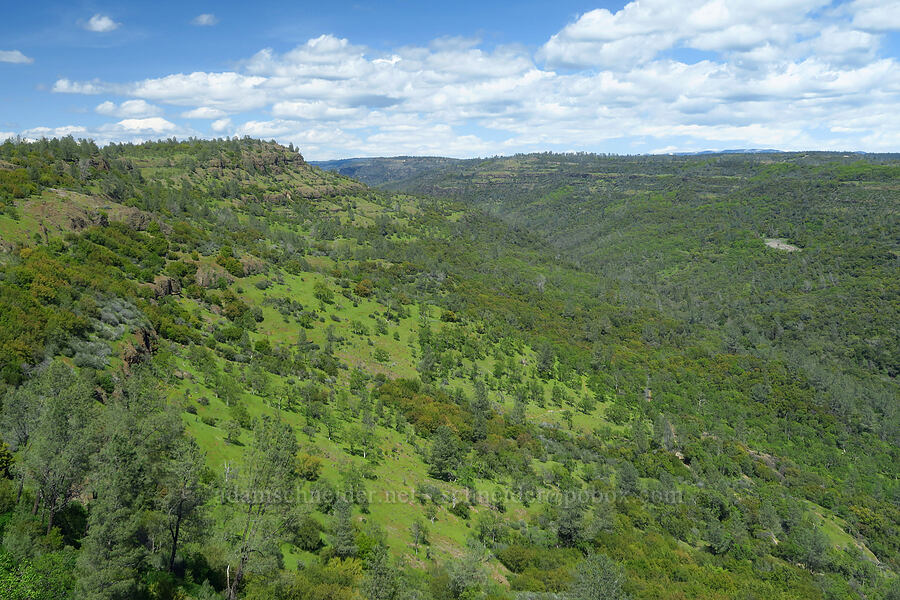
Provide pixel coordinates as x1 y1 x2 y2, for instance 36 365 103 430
0 138 896 600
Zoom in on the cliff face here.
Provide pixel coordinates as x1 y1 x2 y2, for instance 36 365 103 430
206 142 306 174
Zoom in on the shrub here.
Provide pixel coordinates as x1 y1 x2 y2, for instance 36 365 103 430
354 279 373 297
297 453 323 481
449 501 470 520
606 402 630 425
224 420 241 444
229 402 252 429
294 515 322 551
313 281 334 304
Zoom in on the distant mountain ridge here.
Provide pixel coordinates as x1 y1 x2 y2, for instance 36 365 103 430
671 148 784 155
311 150 887 187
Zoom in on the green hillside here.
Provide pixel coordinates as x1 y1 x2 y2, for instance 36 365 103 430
0 138 896 600
385 153 899 439
312 157 463 188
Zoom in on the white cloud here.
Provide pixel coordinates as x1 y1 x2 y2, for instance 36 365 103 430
850 0 900 32
0 50 33 64
96 99 163 118
129 72 268 110
234 119 297 137
32 2 900 156
114 118 177 133
95 101 118 115
83 14 120 33
191 14 219 26
21 119 198 145
53 78 121 95
181 106 228 119
0 131 17 141
210 118 232 133
22 125 89 140
272 100 362 120
538 0 830 69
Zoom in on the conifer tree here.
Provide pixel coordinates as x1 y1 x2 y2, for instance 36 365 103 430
428 426 462 481
223 415 299 600
77 370 181 600
364 543 401 600
331 498 358 559
570 553 629 600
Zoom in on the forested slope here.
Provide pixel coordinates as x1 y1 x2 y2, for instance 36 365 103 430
0 138 896 600
312 157 462 187
386 153 899 441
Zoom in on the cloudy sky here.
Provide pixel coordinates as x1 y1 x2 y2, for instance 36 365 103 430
2 0 899 158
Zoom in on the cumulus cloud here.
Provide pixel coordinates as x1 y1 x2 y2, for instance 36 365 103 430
850 0 900 32
22 119 194 146
54 78 121 95
32 1 900 156
538 0 830 69
191 14 219 26
0 50 33 64
181 106 228 119
83 14 120 33
22 125 89 140
210 118 232 132
271 100 362 120
114 118 177 133
129 72 268 110
96 99 163 118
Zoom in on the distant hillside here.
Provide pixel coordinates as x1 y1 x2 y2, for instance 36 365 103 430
387 150 900 439
672 148 784 155
312 156 462 186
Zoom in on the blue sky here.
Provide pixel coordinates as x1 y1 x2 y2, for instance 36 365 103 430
2 0 899 158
